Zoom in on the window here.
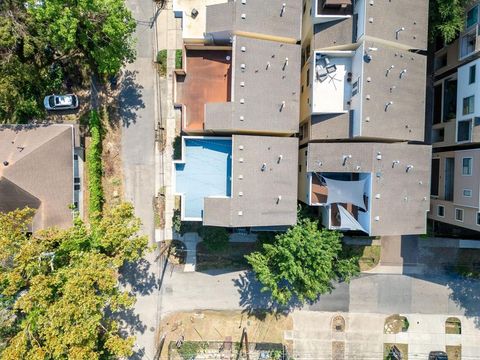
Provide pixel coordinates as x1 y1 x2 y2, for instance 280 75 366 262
443 78 457 122
455 208 464 222
460 31 477 58
298 164 302 173
435 53 447 71
306 69 310 87
74 154 79 160
74 184 81 191
467 5 479 28
470 65 477 84
74 177 81 184
463 95 475 115
462 157 473 175
437 205 445 217
301 85 304 93
303 2 306 14
457 119 472 142
477 212 480 226
431 158 440 196
432 128 445 142
463 189 473 197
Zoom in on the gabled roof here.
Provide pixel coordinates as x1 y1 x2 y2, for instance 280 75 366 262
0 124 74 230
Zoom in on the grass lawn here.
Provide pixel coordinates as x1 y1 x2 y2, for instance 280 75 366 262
446 345 461 360
196 242 256 271
342 245 381 271
384 343 408 360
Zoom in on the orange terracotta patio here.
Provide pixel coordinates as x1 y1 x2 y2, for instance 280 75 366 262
176 49 232 131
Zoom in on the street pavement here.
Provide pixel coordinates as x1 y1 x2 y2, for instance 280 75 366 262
120 0 160 358
160 266 480 324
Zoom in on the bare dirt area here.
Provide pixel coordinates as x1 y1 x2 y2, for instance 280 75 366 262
157 311 293 359
101 104 124 207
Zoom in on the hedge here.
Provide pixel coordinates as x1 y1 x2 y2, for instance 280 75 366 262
87 110 104 221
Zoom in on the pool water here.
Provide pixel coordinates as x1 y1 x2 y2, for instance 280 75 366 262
175 138 232 219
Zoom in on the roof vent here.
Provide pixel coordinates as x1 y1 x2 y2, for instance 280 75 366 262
386 65 395 76
376 153 382 160
366 77 372 82
392 160 400 168
406 165 414 172
241 0 246 4
239 145 244 150
356 165 361 170
374 216 380 221
261 163 267 171
240 115 245 121
191 8 199 18
342 154 352 166
240 98 245 104
369 0 374 4
366 94 371 100
241 46 246 52
238 211 243 216
3 161 9 166
240 81 245 87
238 174 244 179
241 13 246 19
266 61 271 70
239 157 244 163
375 194 381 199
368 17 374 23
280 3 286 16
283 57 289 70
278 155 283 163
400 69 407 78
277 195 282 203
280 101 286 111
239 191 244 196
241 63 246 70
385 101 393 111
395 27 405 39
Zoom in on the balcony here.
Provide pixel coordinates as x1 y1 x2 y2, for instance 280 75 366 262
459 25 480 60
314 0 352 24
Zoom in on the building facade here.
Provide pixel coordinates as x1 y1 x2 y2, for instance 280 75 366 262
429 1 480 236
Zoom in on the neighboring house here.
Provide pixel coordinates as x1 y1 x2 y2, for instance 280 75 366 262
0 124 83 230
298 0 432 236
172 0 301 229
429 1 480 236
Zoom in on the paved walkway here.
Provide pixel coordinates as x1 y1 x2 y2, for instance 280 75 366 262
292 311 480 360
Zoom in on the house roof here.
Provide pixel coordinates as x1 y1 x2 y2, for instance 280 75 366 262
206 0 302 42
0 124 74 230
306 142 431 236
205 35 300 134
203 135 298 227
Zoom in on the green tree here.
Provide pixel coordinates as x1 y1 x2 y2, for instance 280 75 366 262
430 0 470 44
199 226 229 252
246 217 359 305
0 203 148 359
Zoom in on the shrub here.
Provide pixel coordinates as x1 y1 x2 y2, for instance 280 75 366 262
177 341 208 360
156 49 167 75
199 226 229 252
172 209 182 233
175 49 183 69
87 110 104 220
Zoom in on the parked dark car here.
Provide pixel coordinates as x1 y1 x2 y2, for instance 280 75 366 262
429 351 448 360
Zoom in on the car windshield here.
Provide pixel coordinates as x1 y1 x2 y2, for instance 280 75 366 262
48 97 55 107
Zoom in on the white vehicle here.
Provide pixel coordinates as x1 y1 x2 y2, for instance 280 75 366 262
44 94 79 111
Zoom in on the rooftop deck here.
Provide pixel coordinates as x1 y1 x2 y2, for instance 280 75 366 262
176 50 232 131
315 0 352 18
174 137 232 220
312 52 353 114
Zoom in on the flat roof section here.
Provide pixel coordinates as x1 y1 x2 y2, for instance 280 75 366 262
176 50 232 131
174 137 232 220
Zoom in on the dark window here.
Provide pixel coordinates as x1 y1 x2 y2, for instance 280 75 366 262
74 154 79 160
74 177 81 183
434 53 447 70
443 78 457 122
445 158 455 201
463 95 475 115
298 164 302 173
437 205 445 217
457 120 472 142
74 184 81 191
432 128 444 142
301 85 304 93
470 65 476 84
307 69 310 87
431 158 440 196
462 157 473 175
455 208 464 222
303 2 306 14
433 84 442 124
467 5 479 28
477 212 480 226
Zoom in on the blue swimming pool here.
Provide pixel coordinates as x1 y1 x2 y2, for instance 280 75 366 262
175 138 232 219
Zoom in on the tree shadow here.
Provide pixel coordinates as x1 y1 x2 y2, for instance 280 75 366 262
115 307 148 336
233 272 303 319
119 258 159 296
118 69 145 127
447 275 480 328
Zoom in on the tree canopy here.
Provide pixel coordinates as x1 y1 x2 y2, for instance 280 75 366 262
0 0 136 123
246 217 359 305
430 0 470 44
0 203 148 359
